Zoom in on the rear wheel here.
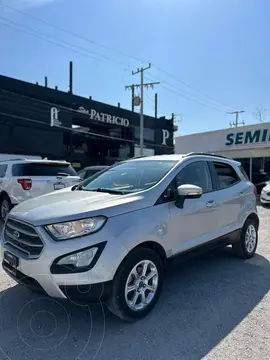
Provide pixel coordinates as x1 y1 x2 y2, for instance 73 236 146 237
107 247 164 321
232 219 258 258
0 196 11 222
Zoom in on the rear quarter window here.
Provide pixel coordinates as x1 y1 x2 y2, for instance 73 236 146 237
239 166 249 180
12 163 77 176
213 162 240 189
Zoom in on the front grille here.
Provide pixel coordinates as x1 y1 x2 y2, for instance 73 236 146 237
4 218 44 259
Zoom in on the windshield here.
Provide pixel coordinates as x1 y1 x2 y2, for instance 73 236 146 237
81 160 177 193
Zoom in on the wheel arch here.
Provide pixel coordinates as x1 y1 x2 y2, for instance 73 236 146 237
244 212 259 229
0 191 11 202
115 241 167 277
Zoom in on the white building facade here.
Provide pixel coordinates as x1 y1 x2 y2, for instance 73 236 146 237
175 122 270 181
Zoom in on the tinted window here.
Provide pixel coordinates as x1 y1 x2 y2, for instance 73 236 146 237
83 160 177 193
0 165 7 178
175 161 213 193
134 127 155 142
86 170 99 178
12 163 77 176
213 162 239 189
78 170 86 179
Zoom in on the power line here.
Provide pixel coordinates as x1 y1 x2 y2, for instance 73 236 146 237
154 66 236 112
1 2 236 112
0 18 230 116
0 16 107 61
1 89 159 131
158 82 229 113
146 73 231 113
0 111 173 149
0 90 173 149
0 17 135 71
0 2 146 66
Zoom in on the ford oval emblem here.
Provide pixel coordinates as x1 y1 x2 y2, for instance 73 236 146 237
13 230 20 239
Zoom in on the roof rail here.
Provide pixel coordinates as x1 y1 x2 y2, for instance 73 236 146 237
0 158 26 162
184 152 230 159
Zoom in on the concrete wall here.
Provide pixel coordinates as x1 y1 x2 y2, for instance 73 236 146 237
175 122 270 158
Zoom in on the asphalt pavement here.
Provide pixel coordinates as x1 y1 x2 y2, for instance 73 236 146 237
0 206 269 360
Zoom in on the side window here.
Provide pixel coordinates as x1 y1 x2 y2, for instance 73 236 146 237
0 165 7 178
175 161 213 193
213 162 239 189
78 170 86 179
86 170 97 178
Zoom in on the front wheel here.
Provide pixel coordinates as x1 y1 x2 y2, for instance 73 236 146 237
232 219 258 258
107 247 164 321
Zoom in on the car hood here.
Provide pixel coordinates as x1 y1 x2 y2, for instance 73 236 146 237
9 189 149 226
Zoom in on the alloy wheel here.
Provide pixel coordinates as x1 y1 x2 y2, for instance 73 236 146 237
125 260 159 311
245 224 257 253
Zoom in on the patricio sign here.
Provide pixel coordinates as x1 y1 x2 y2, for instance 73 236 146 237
225 128 270 147
77 107 129 127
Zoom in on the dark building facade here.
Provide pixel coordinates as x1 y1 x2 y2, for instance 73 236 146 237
0 75 175 169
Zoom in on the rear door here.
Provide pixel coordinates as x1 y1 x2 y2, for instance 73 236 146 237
209 161 245 233
12 162 79 198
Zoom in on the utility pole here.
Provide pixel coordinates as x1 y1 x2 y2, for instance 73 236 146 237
125 63 160 156
228 110 245 127
131 84 135 112
154 93 158 118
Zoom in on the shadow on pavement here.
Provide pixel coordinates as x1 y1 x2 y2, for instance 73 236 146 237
0 247 269 360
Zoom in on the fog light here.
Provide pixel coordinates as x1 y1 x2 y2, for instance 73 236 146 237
57 247 98 268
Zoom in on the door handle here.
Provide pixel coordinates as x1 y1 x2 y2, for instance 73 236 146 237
206 200 216 208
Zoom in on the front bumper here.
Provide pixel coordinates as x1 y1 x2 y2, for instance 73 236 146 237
0 216 128 301
2 261 113 302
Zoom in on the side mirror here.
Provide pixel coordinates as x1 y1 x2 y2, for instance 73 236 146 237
175 184 202 208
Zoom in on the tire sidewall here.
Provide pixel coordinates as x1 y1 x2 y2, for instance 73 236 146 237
114 248 164 320
241 219 258 258
0 196 10 221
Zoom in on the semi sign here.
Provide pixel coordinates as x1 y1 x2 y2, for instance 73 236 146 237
225 129 270 146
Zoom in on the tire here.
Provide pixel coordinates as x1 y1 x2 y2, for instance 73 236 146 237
0 195 11 222
232 219 258 259
107 247 164 321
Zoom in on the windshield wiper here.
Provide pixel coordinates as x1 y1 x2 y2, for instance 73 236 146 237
89 188 125 195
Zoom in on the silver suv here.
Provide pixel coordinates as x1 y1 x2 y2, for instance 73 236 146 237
1 153 259 321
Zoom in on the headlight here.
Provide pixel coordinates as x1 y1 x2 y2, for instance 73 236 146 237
45 216 107 240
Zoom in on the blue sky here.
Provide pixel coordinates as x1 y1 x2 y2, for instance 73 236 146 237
1 0 270 135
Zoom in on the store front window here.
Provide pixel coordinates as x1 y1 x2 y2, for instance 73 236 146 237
235 157 270 194
134 127 155 142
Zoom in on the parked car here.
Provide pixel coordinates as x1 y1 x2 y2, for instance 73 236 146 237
1 153 259 321
78 165 109 180
260 182 270 205
0 158 80 221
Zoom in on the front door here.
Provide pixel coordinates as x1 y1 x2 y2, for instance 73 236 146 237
167 160 220 256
